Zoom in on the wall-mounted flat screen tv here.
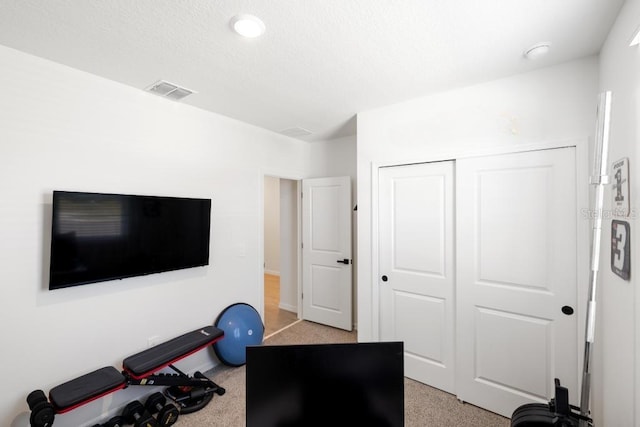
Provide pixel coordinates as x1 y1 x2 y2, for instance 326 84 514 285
246 341 404 427
49 191 211 290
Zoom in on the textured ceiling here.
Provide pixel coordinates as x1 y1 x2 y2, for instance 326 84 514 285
0 0 626 141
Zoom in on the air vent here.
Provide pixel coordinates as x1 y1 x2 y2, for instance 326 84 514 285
145 80 195 101
280 127 313 138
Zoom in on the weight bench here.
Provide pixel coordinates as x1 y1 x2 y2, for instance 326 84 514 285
49 367 127 414
33 326 225 425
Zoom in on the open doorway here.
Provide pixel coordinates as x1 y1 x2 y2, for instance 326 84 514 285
263 176 300 336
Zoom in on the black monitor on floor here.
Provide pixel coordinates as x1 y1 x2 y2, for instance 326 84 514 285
246 341 404 427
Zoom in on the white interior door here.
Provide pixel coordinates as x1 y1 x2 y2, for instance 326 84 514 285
456 148 578 417
378 161 456 393
302 176 352 331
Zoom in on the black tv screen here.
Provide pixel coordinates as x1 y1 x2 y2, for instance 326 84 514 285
246 342 404 427
49 191 211 290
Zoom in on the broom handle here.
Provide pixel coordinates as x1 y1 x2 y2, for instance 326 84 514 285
579 91 612 427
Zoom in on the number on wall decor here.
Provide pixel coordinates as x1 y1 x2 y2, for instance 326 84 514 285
611 220 630 280
612 223 626 270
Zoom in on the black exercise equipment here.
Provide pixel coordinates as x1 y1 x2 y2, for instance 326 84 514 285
27 325 226 426
122 400 157 427
121 326 226 413
49 367 128 414
145 392 179 426
163 371 217 415
89 415 124 427
511 379 592 426
102 416 125 427
27 389 55 427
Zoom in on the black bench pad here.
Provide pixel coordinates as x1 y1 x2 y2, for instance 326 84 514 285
123 325 224 379
49 366 126 413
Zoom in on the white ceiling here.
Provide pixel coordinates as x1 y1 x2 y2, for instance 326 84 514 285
0 0 626 141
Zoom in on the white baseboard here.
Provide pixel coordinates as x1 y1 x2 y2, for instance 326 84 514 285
278 302 297 313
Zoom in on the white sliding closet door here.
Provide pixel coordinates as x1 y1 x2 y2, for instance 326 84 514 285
456 148 578 417
379 161 456 393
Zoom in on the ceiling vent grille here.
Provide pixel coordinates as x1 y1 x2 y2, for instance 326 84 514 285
280 127 313 138
145 80 195 101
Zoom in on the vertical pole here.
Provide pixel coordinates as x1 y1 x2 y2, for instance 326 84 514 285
579 91 612 427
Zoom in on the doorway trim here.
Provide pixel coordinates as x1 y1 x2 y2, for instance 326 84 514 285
259 170 303 326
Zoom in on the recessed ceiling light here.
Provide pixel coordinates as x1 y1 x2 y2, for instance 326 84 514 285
524 43 551 60
230 14 265 38
280 127 313 138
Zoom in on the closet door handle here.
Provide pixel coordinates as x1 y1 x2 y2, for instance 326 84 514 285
381 275 388 282
561 306 574 315
337 259 350 264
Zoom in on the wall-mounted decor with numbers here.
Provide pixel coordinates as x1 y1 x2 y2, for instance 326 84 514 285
611 219 630 280
612 157 629 217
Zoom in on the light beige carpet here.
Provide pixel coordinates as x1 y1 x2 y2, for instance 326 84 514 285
174 320 511 426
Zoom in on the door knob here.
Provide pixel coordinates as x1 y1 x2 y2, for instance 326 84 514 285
561 306 574 315
381 275 388 282
337 259 350 264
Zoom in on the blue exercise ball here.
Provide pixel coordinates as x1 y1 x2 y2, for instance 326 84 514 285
213 303 264 366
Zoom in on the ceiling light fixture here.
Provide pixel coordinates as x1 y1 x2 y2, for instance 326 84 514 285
230 14 265 38
280 127 313 138
524 42 551 60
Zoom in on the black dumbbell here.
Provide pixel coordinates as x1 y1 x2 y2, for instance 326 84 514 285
103 415 125 427
122 400 158 427
145 392 179 426
26 389 55 427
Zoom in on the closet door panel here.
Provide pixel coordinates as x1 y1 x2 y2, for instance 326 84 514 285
456 148 578 417
379 161 455 393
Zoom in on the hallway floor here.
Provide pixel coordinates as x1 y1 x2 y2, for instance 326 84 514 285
264 273 298 336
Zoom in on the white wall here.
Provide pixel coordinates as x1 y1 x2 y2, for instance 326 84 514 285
263 175 280 275
0 45 311 427
356 56 599 343
596 1 640 425
308 136 357 181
